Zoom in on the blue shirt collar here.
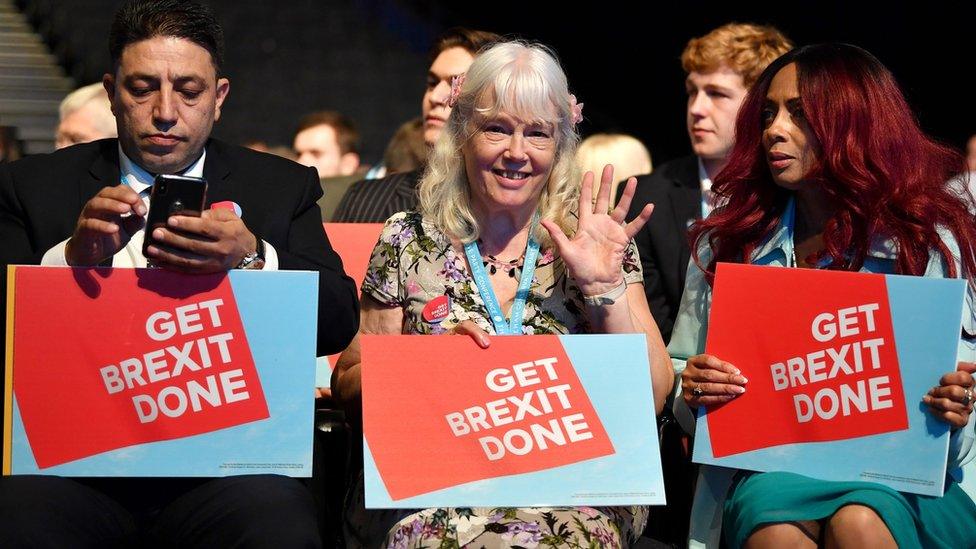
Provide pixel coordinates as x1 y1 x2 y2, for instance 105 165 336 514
750 195 898 266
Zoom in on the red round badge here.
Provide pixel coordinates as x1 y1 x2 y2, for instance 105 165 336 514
422 295 450 323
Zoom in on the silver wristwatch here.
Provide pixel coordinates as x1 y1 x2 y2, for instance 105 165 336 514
237 238 266 270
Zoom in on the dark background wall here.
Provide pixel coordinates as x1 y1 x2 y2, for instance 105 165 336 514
435 0 976 164
28 0 976 167
27 0 430 162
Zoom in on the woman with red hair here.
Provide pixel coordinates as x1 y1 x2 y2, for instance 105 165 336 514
670 43 976 548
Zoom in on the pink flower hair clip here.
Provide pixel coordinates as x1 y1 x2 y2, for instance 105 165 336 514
569 94 584 125
447 74 466 108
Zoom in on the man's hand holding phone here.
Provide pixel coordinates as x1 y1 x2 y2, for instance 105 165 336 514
145 207 259 273
65 185 146 266
66 175 260 273
139 174 259 274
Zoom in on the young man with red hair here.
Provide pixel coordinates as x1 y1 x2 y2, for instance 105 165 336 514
624 23 791 342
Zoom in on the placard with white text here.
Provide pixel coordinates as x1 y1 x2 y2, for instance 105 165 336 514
361 334 665 508
4 266 317 477
694 263 965 496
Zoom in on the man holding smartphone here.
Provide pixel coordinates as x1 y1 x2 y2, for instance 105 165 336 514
1 0 359 350
0 0 358 546
47 13 278 275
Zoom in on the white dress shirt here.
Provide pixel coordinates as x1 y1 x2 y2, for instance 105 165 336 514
698 158 723 218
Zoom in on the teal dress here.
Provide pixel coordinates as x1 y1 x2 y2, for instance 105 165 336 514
668 198 976 548
724 471 976 548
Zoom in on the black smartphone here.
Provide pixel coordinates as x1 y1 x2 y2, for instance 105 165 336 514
142 174 208 256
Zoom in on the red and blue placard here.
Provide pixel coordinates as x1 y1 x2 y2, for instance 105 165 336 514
4 266 318 477
318 223 383 383
361 334 665 507
693 263 966 496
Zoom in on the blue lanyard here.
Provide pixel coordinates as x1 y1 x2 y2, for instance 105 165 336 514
463 218 541 335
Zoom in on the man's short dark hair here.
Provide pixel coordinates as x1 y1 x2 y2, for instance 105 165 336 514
428 27 501 63
295 111 360 155
109 0 225 72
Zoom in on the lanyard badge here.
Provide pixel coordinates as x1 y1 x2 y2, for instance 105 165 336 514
462 215 541 335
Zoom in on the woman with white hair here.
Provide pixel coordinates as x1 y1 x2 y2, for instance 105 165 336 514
334 40 672 548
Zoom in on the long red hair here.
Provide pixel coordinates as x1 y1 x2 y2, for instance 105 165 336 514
692 43 975 282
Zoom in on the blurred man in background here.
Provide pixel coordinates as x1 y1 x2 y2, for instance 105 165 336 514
293 110 362 220
332 27 500 222
55 83 117 149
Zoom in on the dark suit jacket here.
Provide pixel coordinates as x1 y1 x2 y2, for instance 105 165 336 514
332 169 421 223
0 138 359 357
317 173 361 222
621 155 701 342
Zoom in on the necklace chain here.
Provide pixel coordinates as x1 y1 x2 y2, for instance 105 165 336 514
480 243 523 278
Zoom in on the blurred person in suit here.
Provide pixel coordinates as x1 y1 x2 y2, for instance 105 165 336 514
332 27 501 222
293 110 363 220
622 23 791 342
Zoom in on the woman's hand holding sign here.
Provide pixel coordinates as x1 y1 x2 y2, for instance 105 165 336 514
681 353 748 408
923 361 976 429
450 320 491 349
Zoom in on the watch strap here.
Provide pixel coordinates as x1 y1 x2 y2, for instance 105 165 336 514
582 280 627 306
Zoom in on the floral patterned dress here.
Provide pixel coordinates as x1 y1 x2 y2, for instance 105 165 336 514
345 211 649 549
363 211 643 336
